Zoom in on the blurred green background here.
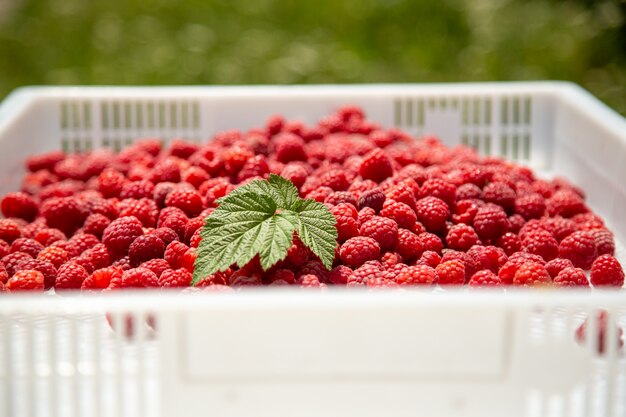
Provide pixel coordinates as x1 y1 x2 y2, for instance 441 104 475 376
1 0 625 113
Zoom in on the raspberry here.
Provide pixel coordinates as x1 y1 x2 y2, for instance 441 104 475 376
396 265 437 285
83 243 112 270
591 229 615 256
357 188 386 212
417 233 442 254
280 164 308 189
420 178 456 207
359 216 398 251
81 266 123 290
325 191 357 207
7 270 44 291
472 203 508 240
153 182 177 208
542 216 576 242
40 197 87 235
451 199 479 225
441 250 479 281
170 139 199 159
1 192 38 221
72 254 95 274
496 232 522 256
82 213 111 238
331 204 359 242
164 241 190 269
546 190 587 218
359 149 393 183
152 227 179 247
318 169 349 191
545 258 574 279
414 197 449 232
385 182 416 209
3 252 33 276
456 183 482 200
37 246 68 269
468 270 502 287
558 231 597 269
445 224 479 251
305 186 333 203
0 219 22 244
97 169 125 198
378 199 415 230
522 230 558 262
55 262 89 290
418 251 441 268
157 207 188 239
285 237 309 268
119 179 155 200
274 133 306 163
65 233 99 257
159 268 193 287
111 256 131 271
196 270 230 287
15 258 57 289
436 260 465 285
0 240 8 259
590 255 624 287
102 216 144 256
140 258 170 278
328 265 353 285
554 267 589 287
128 234 165 267
117 198 159 228
152 158 182 183
513 261 551 286
10 238 44 258
381 251 403 267
183 216 205 244
84 196 118 219
165 189 204 218
357 207 376 227
121 267 159 288
394 229 423 261
26 150 65 172
467 245 507 273
514 193 545 220
482 182 516 213
339 236 380 268
348 261 383 286
297 260 330 282
498 252 545 285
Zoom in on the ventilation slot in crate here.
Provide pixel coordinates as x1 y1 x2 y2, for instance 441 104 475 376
60 100 201 152
500 96 532 162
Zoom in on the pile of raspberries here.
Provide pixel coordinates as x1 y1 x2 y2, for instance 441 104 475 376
0 105 623 292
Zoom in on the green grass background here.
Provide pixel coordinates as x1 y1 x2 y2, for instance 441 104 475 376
1 0 625 113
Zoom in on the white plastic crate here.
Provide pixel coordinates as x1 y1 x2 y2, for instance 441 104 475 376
0 82 625 417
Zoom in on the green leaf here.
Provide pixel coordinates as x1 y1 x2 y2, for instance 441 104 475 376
193 175 338 285
295 199 338 270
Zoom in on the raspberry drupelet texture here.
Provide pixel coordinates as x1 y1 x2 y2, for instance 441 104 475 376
554 267 589 287
340 237 381 268
359 216 398 251
102 216 144 256
590 255 624 287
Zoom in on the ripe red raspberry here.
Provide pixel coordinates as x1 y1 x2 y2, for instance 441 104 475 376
280 164 308 189
121 267 159 288
37 246 68 269
102 216 144 256
10 238 44 258
305 186 333 203
522 230 559 262
339 236 380 268
119 179 155 200
546 190 587 218
26 150 65 172
396 265 437 285
507 214 525 234
297 260 330 282
445 224 479 252
117 198 159 228
82 213 111 238
317 169 349 191
394 228 423 261
97 168 126 198
359 216 398 251
151 159 182 183
140 258 170 278
7 270 44 291
0 219 22 244
379 200 416 230
359 149 393 183
183 216 205 245
541 216 575 242
55 262 89 290
1 192 38 221
169 139 199 159
451 199 479 225
436 260 465 285
467 245 507 273
590 255 624 287
418 251 441 268
348 261 383 286
358 188 386 212
357 207 376 227
385 182 416 209
83 196 118 219
65 233 100 257
468 270 502 287
545 258 574 279
196 269 231 286
472 203 508 240
414 196 449 232
328 265 353 285
157 207 189 239
128 235 165 267
591 229 615 256
282 236 308 268
40 197 87 235
456 183 482 200
482 182 516 213
153 182 177 208
558 231 597 269
420 178 456 207
331 204 359 242
165 189 204 218
513 261 551 286
274 133 306 163
159 268 193 287
83 243 111 270
15 258 57 289
152 227 179 247
3 252 33 276
554 267 589 287
381 251 403 267
441 250 479 281
164 241 190 269
325 191 357 207
496 232 522 256
81 266 123 290
514 193 545 220
0 240 8 259
498 252 545 284
416 233 441 254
